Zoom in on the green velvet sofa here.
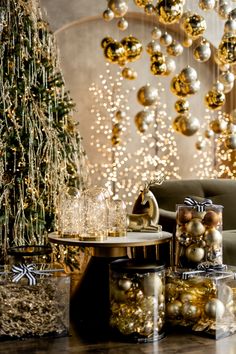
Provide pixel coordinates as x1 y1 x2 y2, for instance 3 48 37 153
136 179 236 266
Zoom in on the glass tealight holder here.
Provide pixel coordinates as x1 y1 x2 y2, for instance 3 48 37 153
108 199 127 237
57 186 81 238
79 187 108 241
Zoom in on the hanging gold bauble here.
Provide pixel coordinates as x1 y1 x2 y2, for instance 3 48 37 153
150 61 167 75
103 8 115 21
229 8 236 20
212 81 225 92
112 123 122 135
137 84 158 106
121 67 137 80
146 40 161 55
209 117 227 134
198 0 215 11
160 32 173 46
121 36 143 62
218 3 232 20
225 134 236 149
229 108 236 124
104 41 126 64
170 75 188 97
151 27 162 40
204 129 214 138
172 114 183 132
182 36 193 48
174 99 189 113
134 0 153 7
178 115 200 136
134 110 154 132
182 80 201 95
117 17 129 31
108 0 128 18
101 36 114 49
156 0 184 24
182 13 207 39
224 19 236 33
150 51 165 63
164 57 176 75
179 66 198 83
205 89 226 110
196 139 206 150
166 40 183 56
111 135 121 145
115 110 126 121
144 4 156 15
193 40 211 62
219 70 235 85
223 82 234 93
218 32 236 64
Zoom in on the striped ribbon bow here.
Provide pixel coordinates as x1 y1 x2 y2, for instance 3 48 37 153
12 264 52 286
184 196 212 212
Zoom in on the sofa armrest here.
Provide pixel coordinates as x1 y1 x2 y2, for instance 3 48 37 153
159 208 176 234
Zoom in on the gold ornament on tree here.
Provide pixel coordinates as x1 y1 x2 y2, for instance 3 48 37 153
156 0 184 24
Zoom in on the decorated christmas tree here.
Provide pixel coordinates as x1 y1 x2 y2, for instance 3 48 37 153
0 0 87 263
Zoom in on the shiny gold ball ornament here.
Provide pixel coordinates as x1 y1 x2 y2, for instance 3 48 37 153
146 40 161 55
225 134 236 149
172 114 184 132
166 300 183 318
178 115 200 136
182 13 207 39
164 57 176 75
186 218 205 236
175 99 189 113
212 81 225 92
103 8 115 21
108 0 128 17
115 110 126 121
118 278 132 291
134 0 153 7
193 40 211 62
150 52 167 75
121 67 137 80
167 40 183 56
198 0 215 11
196 139 206 150
182 36 193 48
205 129 214 139
218 32 236 64
101 36 114 49
204 228 222 245
137 84 158 106
209 117 227 133
185 244 205 262
224 19 236 33
183 80 201 95
134 110 154 132
156 0 184 24
218 3 232 20
121 36 143 62
179 66 198 83
104 40 126 64
117 17 129 31
151 27 162 40
205 89 226 110
160 32 173 46
205 298 225 319
144 3 156 15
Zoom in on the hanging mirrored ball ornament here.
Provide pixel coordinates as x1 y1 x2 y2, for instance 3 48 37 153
224 19 236 33
156 0 184 24
115 110 126 122
204 128 214 138
229 8 236 20
198 0 215 11
167 40 183 56
101 36 114 49
164 57 176 75
178 114 200 136
212 81 225 92
179 66 198 83
225 134 236 149
217 3 232 20
193 40 211 62
182 13 207 39
121 67 138 80
219 70 235 85
150 52 167 75
121 35 143 62
160 32 173 46
170 75 188 97
205 89 226 110
196 139 206 150
174 99 190 113
103 8 115 21
134 110 154 132
104 40 127 64
223 82 234 93
117 17 129 31
218 33 236 64
172 114 184 132
146 40 161 55
151 27 162 40
137 84 158 106
133 0 153 7
144 3 156 15
108 0 128 18
182 35 193 48
209 117 227 133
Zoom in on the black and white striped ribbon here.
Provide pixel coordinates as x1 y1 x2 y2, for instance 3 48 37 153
12 264 53 286
184 197 212 212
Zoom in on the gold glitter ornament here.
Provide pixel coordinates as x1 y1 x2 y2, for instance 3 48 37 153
121 35 143 62
108 0 128 18
175 99 189 113
205 88 226 110
185 244 205 262
101 36 114 49
204 298 225 319
209 117 227 133
178 115 200 135
218 32 236 64
193 40 211 62
160 32 173 46
156 0 184 24
104 41 126 64
103 8 115 21
146 40 161 55
198 0 215 11
167 40 183 56
225 134 236 149
137 84 158 106
117 17 129 31
182 13 207 39
121 67 137 80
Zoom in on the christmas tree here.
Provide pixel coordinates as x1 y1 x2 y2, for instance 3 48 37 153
0 0 87 263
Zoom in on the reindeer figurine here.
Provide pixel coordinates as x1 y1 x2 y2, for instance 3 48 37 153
127 178 163 232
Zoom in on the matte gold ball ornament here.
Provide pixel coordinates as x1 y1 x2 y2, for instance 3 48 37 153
156 0 184 24
137 84 158 106
185 244 205 262
182 13 207 39
205 89 226 110
121 35 143 62
121 67 137 80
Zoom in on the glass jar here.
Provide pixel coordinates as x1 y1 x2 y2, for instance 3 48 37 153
175 201 223 268
108 198 127 237
109 259 165 342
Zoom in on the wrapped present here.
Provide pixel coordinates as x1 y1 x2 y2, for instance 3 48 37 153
165 266 236 339
175 197 223 268
0 263 70 340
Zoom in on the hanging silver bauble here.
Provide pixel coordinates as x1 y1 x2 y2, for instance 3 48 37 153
223 81 234 93
196 139 206 150
217 3 232 19
144 4 156 15
134 110 154 132
137 84 159 106
167 40 183 56
224 19 236 33
184 79 200 95
219 70 235 85
219 63 231 72
146 40 161 55
182 36 193 48
117 17 129 30
108 0 128 17
229 108 236 124
225 134 236 149
160 32 173 46
212 81 225 92
218 32 236 65
151 27 162 40
133 0 154 7
164 57 176 75
229 8 236 20
179 66 198 83
193 41 211 62
198 0 215 11
179 115 200 136
209 117 227 133
103 8 115 21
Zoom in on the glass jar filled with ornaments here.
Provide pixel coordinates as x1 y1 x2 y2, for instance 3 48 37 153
109 259 165 342
175 197 223 268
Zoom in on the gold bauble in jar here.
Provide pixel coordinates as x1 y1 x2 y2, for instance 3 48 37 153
186 218 205 236
122 67 137 80
166 300 183 318
175 99 190 113
180 291 198 303
141 272 163 296
121 35 143 62
225 134 236 149
178 115 200 136
118 278 132 291
218 32 236 64
104 41 126 64
182 13 207 39
165 282 178 301
203 210 219 227
204 298 225 319
209 117 227 134
204 228 222 246
167 40 183 56
156 0 184 24
137 84 158 106
150 60 167 76
204 89 225 110
108 0 128 18
185 244 205 262
181 303 201 320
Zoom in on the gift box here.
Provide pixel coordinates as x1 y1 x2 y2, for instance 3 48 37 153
165 266 236 339
175 197 223 268
0 263 70 340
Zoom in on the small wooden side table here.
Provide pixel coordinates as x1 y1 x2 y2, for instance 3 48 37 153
48 231 172 337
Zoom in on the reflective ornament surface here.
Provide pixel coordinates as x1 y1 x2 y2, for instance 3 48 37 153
108 0 128 17
179 66 198 83
122 67 138 80
164 57 176 75
209 117 227 133
137 84 158 106
205 89 226 110
167 40 183 56
144 3 155 15
219 71 235 85
103 8 115 21
121 36 143 62
150 60 167 76
182 13 207 39
193 40 211 62
218 32 236 64
151 27 162 39
117 17 129 31
174 99 189 113
196 139 206 150
146 40 161 55
225 134 236 149
135 110 154 132
224 19 236 33
134 0 153 7
101 36 114 49
156 0 184 24
104 41 126 64
178 115 200 136
218 3 232 19
198 0 215 11
160 32 173 46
